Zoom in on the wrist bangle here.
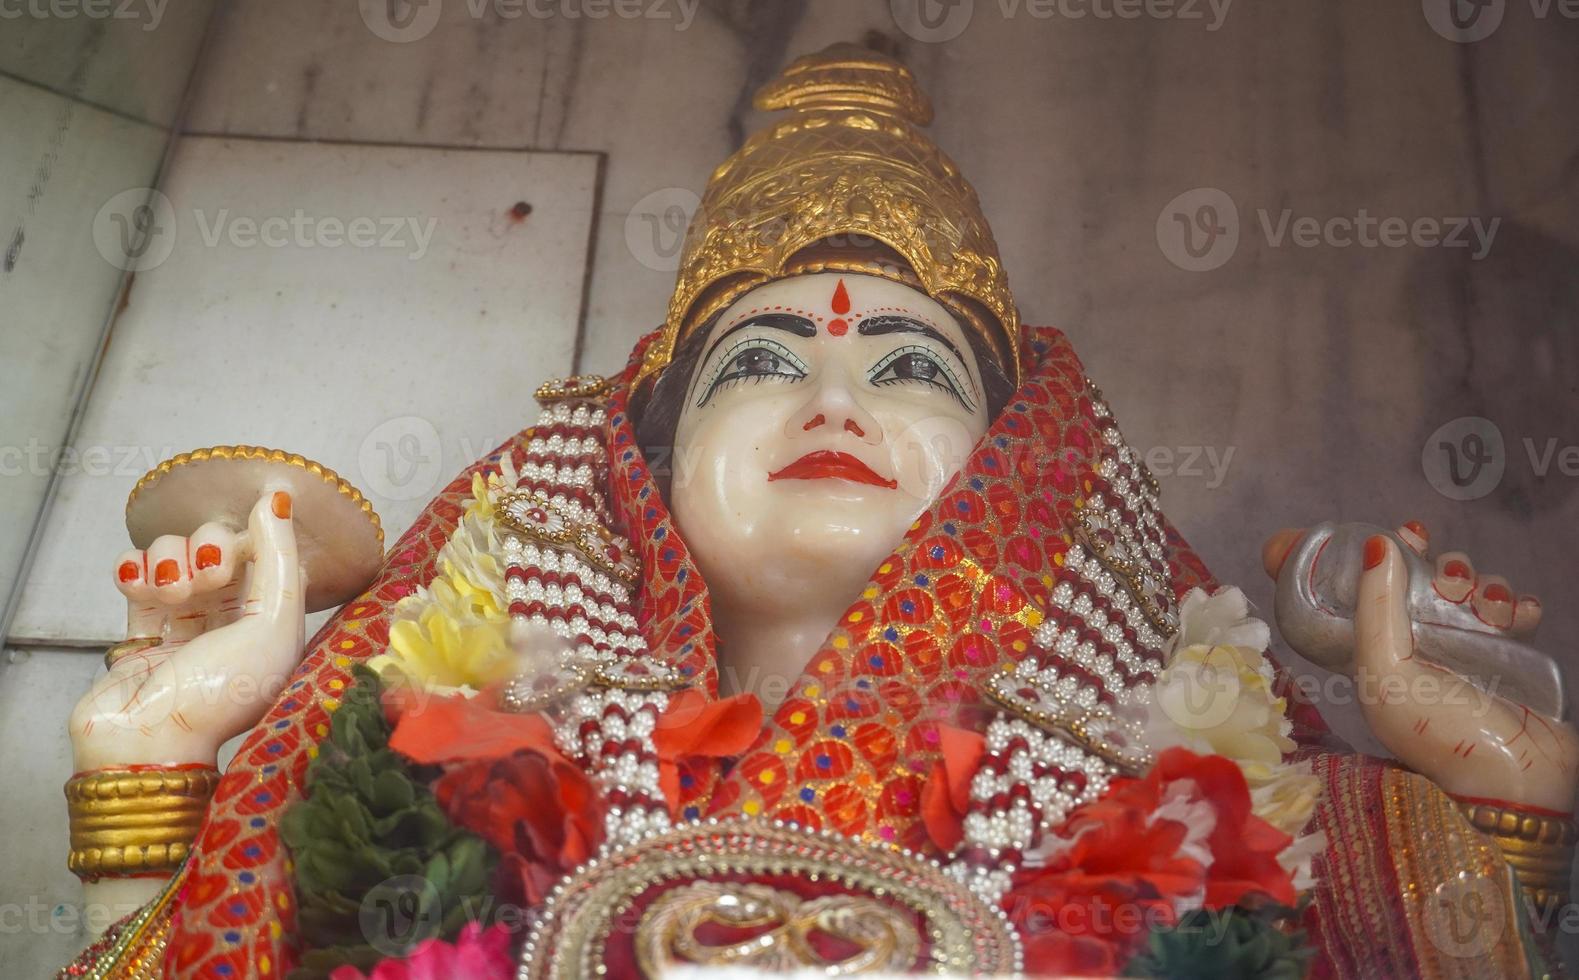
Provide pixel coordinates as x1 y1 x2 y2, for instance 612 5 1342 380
103 636 162 670
1456 797 1576 919
65 765 220 880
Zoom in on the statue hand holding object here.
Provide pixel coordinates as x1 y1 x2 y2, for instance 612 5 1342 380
66 448 383 926
70 488 305 773
1266 520 1578 918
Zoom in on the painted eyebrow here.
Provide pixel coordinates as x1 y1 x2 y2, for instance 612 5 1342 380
855 315 968 367
698 313 817 371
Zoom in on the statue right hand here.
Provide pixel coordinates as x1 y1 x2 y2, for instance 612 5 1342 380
69 490 308 771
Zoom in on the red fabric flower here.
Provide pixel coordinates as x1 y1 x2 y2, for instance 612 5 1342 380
1003 748 1297 976
919 724 985 852
651 689 762 815
388 692 606 905
435 749 604 906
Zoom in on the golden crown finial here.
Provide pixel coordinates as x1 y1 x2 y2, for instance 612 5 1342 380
639 42 1021 388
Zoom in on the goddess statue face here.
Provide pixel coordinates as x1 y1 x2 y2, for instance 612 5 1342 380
668 272 993 615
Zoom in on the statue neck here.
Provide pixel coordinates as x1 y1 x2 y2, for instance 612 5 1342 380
709 594 843 714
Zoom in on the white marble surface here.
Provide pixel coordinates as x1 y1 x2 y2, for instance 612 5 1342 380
0 2 216 126
10 136 598 644
0 76 168 635
0 647 111 980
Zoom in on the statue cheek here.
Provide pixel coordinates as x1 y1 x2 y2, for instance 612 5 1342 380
887 414 979 504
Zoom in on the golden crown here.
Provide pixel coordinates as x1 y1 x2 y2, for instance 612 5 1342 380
638 43 1021 387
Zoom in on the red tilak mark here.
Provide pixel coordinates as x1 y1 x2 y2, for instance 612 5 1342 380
195 544 222 570
845 419 866 438
118 562 140 583
827 318 848 336
831 278 851 315
802 414 825 431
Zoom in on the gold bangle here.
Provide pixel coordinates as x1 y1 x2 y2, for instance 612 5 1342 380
1457 799 1577 919
103 636 163 670
65 766 220 880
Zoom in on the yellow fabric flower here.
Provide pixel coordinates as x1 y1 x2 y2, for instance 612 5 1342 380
371 596 518 696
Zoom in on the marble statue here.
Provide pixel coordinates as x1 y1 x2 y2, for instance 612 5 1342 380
61 44 1575 979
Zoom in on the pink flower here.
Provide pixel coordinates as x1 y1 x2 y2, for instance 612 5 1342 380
330 922 512 980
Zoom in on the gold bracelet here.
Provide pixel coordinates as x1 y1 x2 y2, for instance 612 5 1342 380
1457 798 1577 919
103 636 163 670
65 766 221 880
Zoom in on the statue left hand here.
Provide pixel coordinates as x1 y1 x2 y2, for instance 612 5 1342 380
1265 522 1579 812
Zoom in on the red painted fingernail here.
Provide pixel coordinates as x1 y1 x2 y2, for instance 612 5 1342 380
1483 583 1512 603
118 561 140 583
195 544 222 569
154 559 180 586
1403 520 1429 540
1363 535 1388 570
1444 560 1471 579
272 491 292 519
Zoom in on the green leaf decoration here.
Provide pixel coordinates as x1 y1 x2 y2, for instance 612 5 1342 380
281 666 498 979
1122 905 1315 980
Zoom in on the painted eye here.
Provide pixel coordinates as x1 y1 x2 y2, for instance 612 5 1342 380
886 352 940 382
695 338 809 407
868 345 976 412
732 348 789 375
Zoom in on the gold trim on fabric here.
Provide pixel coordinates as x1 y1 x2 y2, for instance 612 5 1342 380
125 445 383 548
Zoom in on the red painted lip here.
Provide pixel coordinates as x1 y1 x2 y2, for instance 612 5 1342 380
768 450 897 489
